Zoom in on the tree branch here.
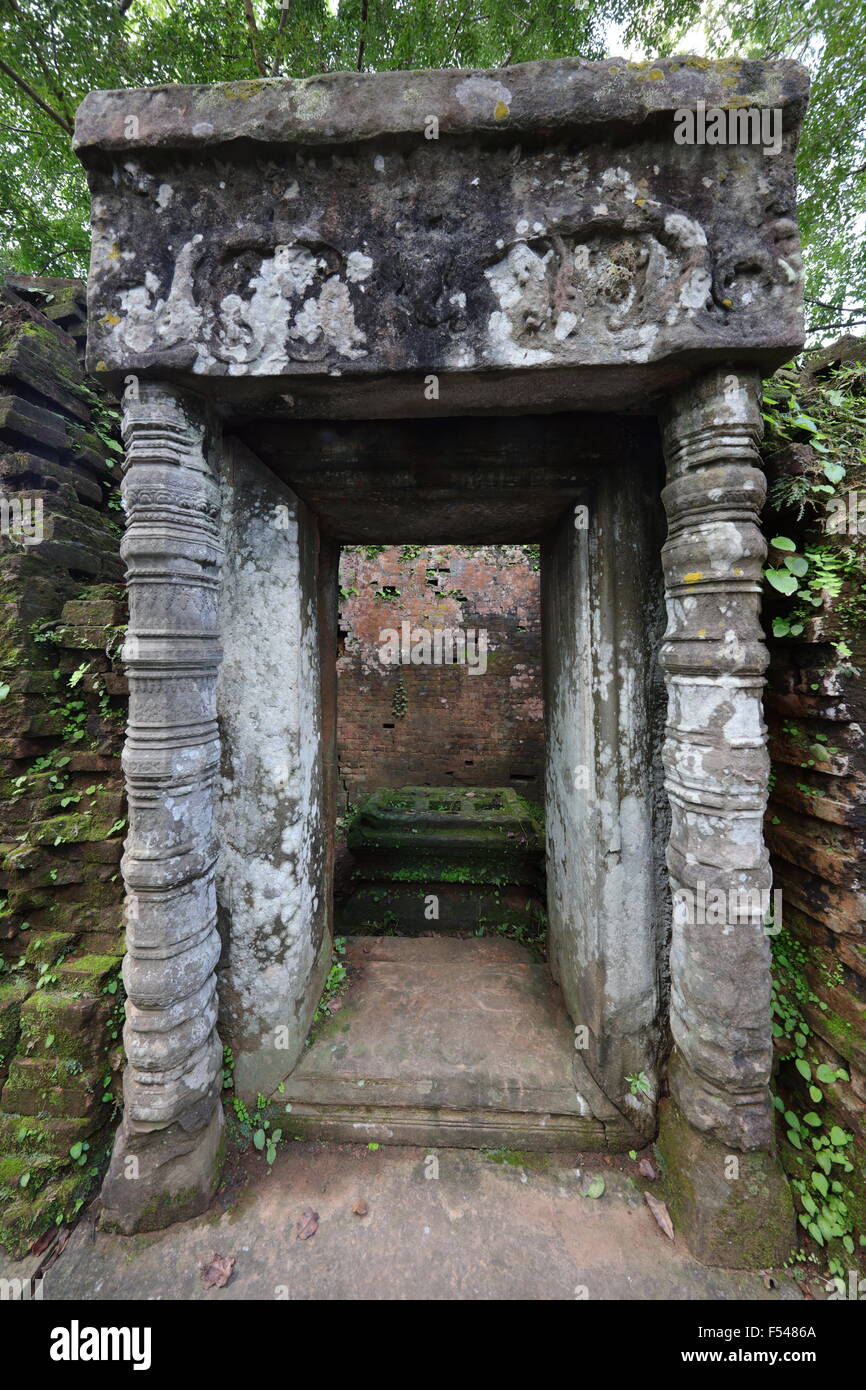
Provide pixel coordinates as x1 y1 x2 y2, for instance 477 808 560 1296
242 0 267 76
270 0 292 77
0 56 73 134
805 295 866 314
357 0 369 71
2 0 77 124
807 319 866 333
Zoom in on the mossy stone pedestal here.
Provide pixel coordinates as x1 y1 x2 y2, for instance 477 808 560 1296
656 1099 795 1268
99 1099 225 1235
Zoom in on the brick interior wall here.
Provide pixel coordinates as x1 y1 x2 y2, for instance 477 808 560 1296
337 544 544 805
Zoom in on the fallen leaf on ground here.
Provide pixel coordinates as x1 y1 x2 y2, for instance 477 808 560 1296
199 1252 235 1288
644 1191 675 1241
797 1281 814 1300
325 998 342 1013
582 1175 605 1199
36 1226 69 1276
352 1197 369 1216
297 1208 319 1240
638 1158 657 1181
30 1227 59 1257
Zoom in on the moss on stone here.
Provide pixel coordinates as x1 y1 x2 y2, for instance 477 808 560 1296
656 1099 795 1269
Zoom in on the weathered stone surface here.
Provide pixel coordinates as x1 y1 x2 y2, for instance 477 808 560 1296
74 57 806 412
216 437 330 1100
657 1098 794 1268
348 785 543 880
101 381 225 1228
660 365 777 1153
281 935 643 1150
0 281 128 1255
99 1102 224 1235
62 56 815 1247
542 453 668 1135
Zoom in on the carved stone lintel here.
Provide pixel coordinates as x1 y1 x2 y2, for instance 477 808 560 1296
100 382 225 1232
660 366 776 1153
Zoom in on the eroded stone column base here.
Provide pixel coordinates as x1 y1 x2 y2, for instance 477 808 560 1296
99 1105 225 1235
656 1098 794 1269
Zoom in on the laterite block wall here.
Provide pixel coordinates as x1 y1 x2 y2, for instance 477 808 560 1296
0 277 127 1253
762 349 866 1269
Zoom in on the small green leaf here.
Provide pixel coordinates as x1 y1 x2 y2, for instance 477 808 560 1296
784 555 809 577
584 1176 606 1199
770 536 797 551
795 1058 812 1081
253 1128 266 1150
765 569 799 595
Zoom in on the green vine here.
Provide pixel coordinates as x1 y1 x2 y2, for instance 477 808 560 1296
761 362 866 664
771 929 864 1286
392 675 408 718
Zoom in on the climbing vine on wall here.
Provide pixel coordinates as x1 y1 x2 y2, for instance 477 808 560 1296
761 361 866 662
762 351 866 1281
771 930 863 1285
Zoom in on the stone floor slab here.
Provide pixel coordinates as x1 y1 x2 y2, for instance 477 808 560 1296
279 936 639 1149
39 1144 807 1302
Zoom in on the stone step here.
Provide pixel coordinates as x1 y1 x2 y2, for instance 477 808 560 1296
344 935 532 966
279 936 641 1152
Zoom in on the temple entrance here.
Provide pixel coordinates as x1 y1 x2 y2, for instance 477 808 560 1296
213 412 668 1149
80 55 802 1261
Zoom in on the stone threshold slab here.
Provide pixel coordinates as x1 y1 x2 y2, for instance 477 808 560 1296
278 936 643 1151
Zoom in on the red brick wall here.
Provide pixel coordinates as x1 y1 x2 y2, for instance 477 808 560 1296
337 545 543 804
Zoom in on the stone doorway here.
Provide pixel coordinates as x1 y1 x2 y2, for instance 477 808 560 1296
218 413 669 1146
75 55 806 1263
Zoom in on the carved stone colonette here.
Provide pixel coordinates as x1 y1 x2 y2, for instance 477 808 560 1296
73 55 808 1262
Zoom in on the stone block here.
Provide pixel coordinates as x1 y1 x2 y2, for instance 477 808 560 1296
656 1098 794 1268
